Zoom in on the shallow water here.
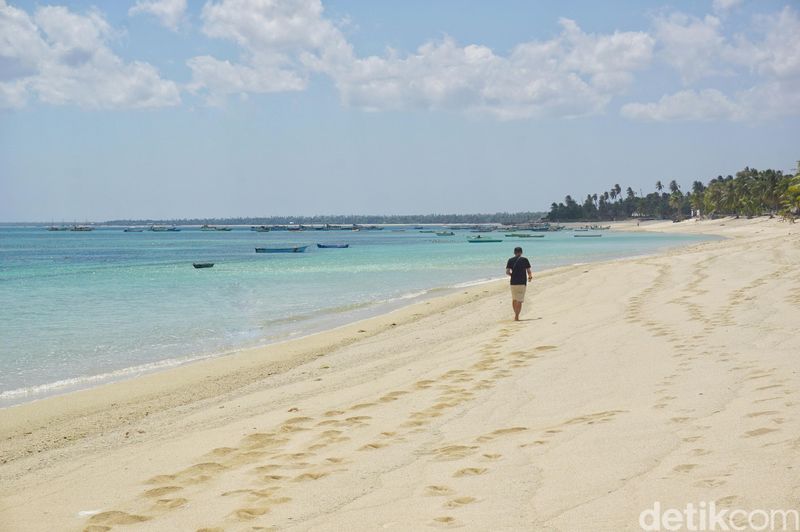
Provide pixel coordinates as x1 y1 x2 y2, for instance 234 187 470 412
0 225 711 405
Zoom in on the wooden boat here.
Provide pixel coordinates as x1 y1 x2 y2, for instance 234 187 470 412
150 225 180 232
124 227 144 232
468 236 503 243
47 225 70 231
317 243 349 249
70 225 94 231
574 234 602 238
506 233 544 238
215 227 232 231
255 246 308 253
419 230 437 233
193 262 214 268
250 225 270 232
436 231 455 236
200 224 216 231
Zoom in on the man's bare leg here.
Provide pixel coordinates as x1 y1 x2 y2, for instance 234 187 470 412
513 300 522 321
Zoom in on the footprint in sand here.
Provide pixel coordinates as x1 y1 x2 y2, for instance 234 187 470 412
431 516 461 527
142 486 183 498
350 403 377 410
153 498 187 510
673 464 698 473
476 427 528 442
746 411 780 418
445 496 477 508
232 507 269 520
431 445 479 461
744 427 778 437
453 467 488 477
87 511 151 526
359 442 388 451
293 471 329 482
426 485 455 496
694 478 727 488
146 462 227 485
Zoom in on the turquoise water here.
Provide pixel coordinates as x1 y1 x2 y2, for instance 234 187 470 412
0 226 711 405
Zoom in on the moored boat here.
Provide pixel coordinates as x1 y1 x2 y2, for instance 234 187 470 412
436 231 455 236
255 246 308 253
192 262 214 268
468 236 503 243
150 225 180 232
123 227 144 232
317 243 349 248
574 234 602 238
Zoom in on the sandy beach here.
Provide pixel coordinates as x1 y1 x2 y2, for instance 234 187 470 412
1 217 798 531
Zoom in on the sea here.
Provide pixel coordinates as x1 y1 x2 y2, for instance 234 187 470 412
0 225 712 406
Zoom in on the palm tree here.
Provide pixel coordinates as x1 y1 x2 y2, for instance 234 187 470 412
669 180 680 194
655 180 663 192
690 181 705 216
781 174 800 221
614 183 622 199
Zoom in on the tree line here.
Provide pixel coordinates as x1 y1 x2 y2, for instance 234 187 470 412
547 163 800 222
104 211 548 226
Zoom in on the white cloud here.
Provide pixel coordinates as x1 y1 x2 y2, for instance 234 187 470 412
129 0 187 31
712 0 743 14
188 0 350 104
621 89 743 121
192 1 654 119
321 24 653 120
0 1 180 109
653 13 726 83
186 55 305 104
624 6 800 122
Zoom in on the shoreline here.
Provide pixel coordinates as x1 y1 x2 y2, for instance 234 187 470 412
0 275 505 409
2 215 797 531
0 227 704 409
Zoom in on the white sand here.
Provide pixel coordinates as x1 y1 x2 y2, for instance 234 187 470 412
1 217 798 531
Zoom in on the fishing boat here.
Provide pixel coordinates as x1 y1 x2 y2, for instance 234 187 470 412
468 236 503 243
574 234 602 238
200 224 216 231
47 225 69 231
419 230 437 233
70 225 94 231
317 243 349 249
192 262 214 268
215 226 232 231
150 225 180 232
124 227 144 232
506 233 544 238
436 231 455 236
255 246 308 253
250 225 270 232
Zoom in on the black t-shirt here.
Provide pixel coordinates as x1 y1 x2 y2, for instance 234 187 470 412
506 256 531 285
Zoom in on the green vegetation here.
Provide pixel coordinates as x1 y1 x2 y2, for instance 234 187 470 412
547 163 800 222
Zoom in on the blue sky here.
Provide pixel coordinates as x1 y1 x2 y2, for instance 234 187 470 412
1 0 798 221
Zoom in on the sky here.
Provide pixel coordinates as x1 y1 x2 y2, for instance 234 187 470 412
0 0 798 222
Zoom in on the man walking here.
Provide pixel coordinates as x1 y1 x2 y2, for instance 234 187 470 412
505 246 533 321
